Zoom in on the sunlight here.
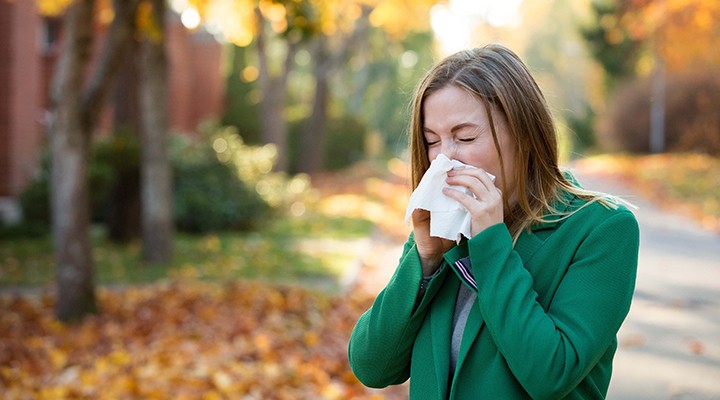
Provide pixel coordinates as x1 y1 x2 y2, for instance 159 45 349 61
431 0 524 55
180 7 201 30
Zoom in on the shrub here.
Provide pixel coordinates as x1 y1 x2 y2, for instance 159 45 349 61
18 173 50 226
173 155 269 232
16 127 288 235
201 124 314 210
17 138 120 228
288 115 368 172
173 125 315 233
170 130 274 233
597 70 720 155
90 131 140 225
324 116 368 170
564 103 596 154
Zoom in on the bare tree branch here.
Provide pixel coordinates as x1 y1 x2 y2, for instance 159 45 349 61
81 0 140 134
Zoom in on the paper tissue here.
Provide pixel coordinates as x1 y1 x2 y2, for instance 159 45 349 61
404 154 495 241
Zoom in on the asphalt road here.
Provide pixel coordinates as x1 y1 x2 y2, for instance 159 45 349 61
569 165 720 400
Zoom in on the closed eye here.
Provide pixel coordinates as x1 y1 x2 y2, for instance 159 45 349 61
454 124 482 143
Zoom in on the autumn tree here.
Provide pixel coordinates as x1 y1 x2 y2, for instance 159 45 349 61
581 0 644 91
627 0 720 72
583 0 720 90
186 0 440 173
106 38 142 244
138 0 173 263
47 0 140 322
41 0 174 320
584 0 720 154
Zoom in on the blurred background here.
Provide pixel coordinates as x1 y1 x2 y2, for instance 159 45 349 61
0 0 718 398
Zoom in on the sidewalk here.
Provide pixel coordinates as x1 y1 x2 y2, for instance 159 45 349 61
351 162 720 399
570 164 720 400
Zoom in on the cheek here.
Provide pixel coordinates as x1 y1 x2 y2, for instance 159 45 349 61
456 145 494 169
427 147 440 161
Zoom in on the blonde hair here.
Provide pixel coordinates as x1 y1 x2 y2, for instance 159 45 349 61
409 44 623 242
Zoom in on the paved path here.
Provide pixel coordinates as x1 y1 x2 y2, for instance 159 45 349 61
569 165 720 400
353 163 720 399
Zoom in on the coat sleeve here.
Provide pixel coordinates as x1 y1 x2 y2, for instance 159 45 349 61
470 209 639 399
348 234 447 388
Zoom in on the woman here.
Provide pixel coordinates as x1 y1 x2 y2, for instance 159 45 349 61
348 44 639 399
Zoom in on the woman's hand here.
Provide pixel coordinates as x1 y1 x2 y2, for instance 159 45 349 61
411 209 454 276
444 168 504 237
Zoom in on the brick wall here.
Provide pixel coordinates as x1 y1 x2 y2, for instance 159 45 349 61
188 31 223 131
167 21 223 133
0 1 43 198
0 9 224 200
167 20 194 133
10 1 43 196
0 2 13 196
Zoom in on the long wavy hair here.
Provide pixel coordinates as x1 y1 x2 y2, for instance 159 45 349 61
409 44 621 242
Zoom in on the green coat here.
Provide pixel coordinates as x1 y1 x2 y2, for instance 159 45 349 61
348 191 639 399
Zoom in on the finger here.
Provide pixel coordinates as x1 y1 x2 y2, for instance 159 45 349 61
442 186 503 224
447 168 496 192
411 208 431 226
412 208 430 220
446 174 501 201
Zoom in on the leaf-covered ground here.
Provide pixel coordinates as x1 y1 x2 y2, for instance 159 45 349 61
0 161 411 400
573 153 720 232
0 282 386 399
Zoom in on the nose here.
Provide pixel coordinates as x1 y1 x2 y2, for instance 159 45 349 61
440 140 457 160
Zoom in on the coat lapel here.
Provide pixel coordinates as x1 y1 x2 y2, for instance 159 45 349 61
430 275 458 396
441 182 583 394
450 220 551 379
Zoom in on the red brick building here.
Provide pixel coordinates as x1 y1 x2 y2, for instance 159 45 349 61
0 2 224 223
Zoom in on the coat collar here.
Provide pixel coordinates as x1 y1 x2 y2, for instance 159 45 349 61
435 178 583 394
429 273 459 396
529 176 582 232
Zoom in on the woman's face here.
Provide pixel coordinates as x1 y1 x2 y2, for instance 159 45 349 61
422 85 517 198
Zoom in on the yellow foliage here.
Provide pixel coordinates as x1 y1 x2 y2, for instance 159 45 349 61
368 0 437 38
259 0 286 22
177 0 440 46
208 0 257 46
36 0 74 16
136 0 163 43
627 0 720 72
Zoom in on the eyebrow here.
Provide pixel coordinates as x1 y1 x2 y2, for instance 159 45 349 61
423 122 482 134
451 122 481 133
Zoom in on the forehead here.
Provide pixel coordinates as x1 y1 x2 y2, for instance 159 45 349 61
422 85 489 131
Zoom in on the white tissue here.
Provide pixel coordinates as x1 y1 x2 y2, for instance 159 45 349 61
404 154 495 242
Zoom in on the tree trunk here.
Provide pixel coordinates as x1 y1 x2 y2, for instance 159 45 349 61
50 0 140 322
50 0 97 322
259 78 289 171
297 7 372 173
108 38 142 243
298 36 330 173
649 53 666 153
255 8 297 172
113 38 141 133
139 0 173 263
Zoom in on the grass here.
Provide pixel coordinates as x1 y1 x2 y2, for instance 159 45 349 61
0 212 375 290
0 160 396 292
